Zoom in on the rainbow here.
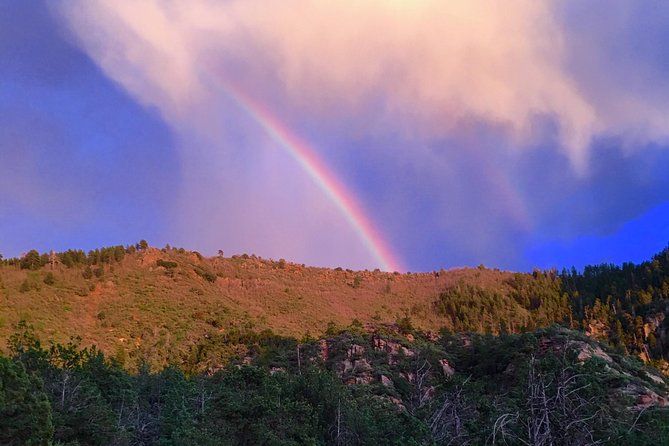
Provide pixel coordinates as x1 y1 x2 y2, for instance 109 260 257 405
210 76 403 272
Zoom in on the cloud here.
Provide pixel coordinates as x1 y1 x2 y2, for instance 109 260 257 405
54 1 598 166
54 0 669 169
50 1 669 270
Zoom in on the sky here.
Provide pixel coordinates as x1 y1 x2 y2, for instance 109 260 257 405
2 0 669 273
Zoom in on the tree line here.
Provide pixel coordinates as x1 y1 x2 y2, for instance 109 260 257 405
1 241 152 270
433 245 669 367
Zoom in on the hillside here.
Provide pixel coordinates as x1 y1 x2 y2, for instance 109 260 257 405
4 323 669 445
4 243 669 444
2 242 669 375
0 244 526 369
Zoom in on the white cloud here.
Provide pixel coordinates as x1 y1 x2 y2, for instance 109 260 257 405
51 0 669 268
55 1 605 167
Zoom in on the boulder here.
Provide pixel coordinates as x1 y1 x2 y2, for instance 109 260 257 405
571 341 612 363
355 375 374 385
353 358 372 373
339 359 354 376
401 346 415 357
381 375 394 388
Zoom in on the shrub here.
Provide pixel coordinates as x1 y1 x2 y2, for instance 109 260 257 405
19 275 41 293
19 280 31 293
396 313 414 333
43 272 55 285
156 259 178 269
194 267 216 283
0 357 54 444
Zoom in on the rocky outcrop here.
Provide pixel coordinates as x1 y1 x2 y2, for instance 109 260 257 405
371 335 416 365
381 375 394 388
347 344 365 358
571 341 612 363
646 371 665 385
632 387 669 409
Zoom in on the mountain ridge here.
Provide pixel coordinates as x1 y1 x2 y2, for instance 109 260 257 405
2 242 669 375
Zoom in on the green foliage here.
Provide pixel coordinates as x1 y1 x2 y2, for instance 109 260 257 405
157 259 178 269
1 323 666 445
434 272 570 336
325 321 339 336
56 245 126 268
0 356 54 445
19 273 42 293
20 250 42 270
82 266 93 280
615 409 669 444
42 272 55 285
395 313 414 333
560 245 669 362
19 279 31 293
57 249 87 267
193 266 217 283
6 243 669 444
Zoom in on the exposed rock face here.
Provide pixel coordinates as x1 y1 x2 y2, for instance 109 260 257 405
371 335 416 365
343 375 374 385
381 375 394 388
372 336 387 351
570 341 612 363
635 391 669 409
385 341 401 355
348 344 365 358
341 359 353 375
353 358 372 373
323 329 669 422
138 248 161 266
338 355 373 386
388 396 405 410
645 371 665 385
401 346 415 357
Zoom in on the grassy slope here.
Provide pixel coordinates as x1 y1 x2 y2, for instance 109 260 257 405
0 248 515 361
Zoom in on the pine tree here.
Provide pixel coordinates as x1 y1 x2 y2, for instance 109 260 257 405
0 357 54 445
